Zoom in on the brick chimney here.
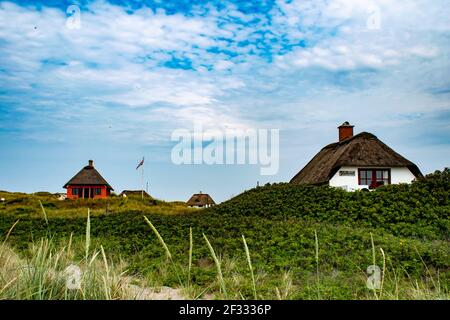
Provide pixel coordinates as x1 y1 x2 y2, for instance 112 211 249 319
338 122 354 142
88 160 94 167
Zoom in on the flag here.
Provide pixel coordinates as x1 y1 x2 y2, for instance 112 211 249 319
136 157 144 170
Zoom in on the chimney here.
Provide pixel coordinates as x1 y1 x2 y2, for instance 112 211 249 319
338 121 354 141
88 160 94 167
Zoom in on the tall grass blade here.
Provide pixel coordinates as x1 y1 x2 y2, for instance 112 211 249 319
89 250 100 266
101 246 111 300
370 233 376 266
0 277 17 296
67 232 73 257
242 235 257 300
203 233 227 297
85 209 91 262
314 230 320 299
101 245 110 276
379 247 386 298
413 246 437 290
143 216 172 261
275 287 282 300
188 227 193 289
38 200 48 225
143 216 183 286
2 219 20 245
370 233 379 300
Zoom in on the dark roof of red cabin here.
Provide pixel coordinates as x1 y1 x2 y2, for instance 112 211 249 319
63 160 113 190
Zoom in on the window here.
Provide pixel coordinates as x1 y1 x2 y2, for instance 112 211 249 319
95 188 102 195
72 188 78 195
358 169 390 188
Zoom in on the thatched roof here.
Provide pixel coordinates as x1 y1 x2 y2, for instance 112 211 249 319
290 132 422 185
63 161 113 190
120 190 151 198
186 193 216 206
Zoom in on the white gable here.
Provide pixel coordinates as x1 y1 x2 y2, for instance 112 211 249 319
329 166 416 191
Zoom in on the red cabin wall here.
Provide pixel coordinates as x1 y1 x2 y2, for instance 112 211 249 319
66 185 109 199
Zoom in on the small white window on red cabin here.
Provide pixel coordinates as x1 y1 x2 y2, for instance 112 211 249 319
358 169 391 189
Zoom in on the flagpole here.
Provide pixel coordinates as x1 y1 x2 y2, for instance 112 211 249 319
136 157 144 200
141 161 144 200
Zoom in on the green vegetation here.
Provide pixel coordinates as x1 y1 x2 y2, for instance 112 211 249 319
211 169 449 240
0 191 196 218
0 169 448 299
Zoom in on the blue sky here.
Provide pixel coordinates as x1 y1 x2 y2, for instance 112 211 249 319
0 0 449 202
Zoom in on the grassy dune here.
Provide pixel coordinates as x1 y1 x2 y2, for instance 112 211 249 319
0 169 448 299
0 192 196 218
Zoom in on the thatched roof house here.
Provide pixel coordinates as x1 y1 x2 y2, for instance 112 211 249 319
290 122 422 191
186 192 216 208
120 190 152 198
63 160 113 199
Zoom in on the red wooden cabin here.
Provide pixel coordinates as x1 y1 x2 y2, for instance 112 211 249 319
63 160 113 199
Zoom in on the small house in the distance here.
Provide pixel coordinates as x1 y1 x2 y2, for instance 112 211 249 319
186 192 216 208
290 122 423 191
63 160 113 199
120 190 152 198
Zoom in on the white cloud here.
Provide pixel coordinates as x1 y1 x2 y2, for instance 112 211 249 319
269 0 448 71
0 0 448 149
0 1 253 136
214 60 235 71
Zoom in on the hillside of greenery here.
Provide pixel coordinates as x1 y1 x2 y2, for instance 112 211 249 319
0 169 448 299
209 169 449 240
0 191 194 218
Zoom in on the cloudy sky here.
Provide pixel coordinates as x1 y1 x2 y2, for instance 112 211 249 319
0 0 449 202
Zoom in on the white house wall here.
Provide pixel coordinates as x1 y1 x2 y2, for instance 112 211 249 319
329 166 416 191
390 167 417 184
329 166 360 191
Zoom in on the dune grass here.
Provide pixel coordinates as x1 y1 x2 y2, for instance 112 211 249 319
242 235 257 299
0 191 197 218
0 215 447 300
0 173 448 300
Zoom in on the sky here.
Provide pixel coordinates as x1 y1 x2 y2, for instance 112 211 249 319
0 0 449 202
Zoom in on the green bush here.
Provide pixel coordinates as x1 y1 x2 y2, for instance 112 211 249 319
0 169 448 299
